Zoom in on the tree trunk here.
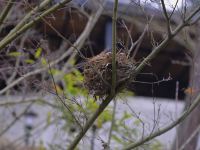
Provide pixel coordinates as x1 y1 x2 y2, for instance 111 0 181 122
171 29 200 150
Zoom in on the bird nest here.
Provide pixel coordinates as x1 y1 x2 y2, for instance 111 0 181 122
83 51 135 98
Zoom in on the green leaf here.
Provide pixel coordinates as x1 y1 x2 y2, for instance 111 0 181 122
119 111 132 122
134 119 141 126
47 111 51 125
8 52 22 57
41 57 47 65
112 134 124 144
85 99 99 112
35 47 42 58
49 68 61 76
63 69 86 96
25 59 35 64
150 140 163 150
96 110 112 128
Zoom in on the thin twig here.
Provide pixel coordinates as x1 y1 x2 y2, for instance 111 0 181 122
160 0 172 36
66 4 107 150
6 32 29 85
67 3 200 150
120 6 200 150
67 1 118 149
90 125 97 150
0 0 15 28
134 5 200 75
47 59 83 129
0 2 102 95
175 81 179 150
0 98 56 108
128 21 149 58
107 98 117 146
0 102 33 137
122 91 200 150
6 0 52 38
0 0 73 51
169 0 179 19
120 20 133 54
24 1 87 60
67 94 114 150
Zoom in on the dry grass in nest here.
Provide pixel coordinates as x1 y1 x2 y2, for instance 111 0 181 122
83 51 135 98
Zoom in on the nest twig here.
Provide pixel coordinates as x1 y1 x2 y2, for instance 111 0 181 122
83 51 135 98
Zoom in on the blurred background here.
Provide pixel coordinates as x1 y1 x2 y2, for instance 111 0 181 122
0 0 200 149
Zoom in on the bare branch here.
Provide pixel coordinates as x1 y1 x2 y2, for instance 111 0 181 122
0 98 56 108
67 3 200 150
0 103 33 137
0 2 103 95
111 0 118 96
0 0 73 51
123 91 200 150
107 98 117 146
160 0 172 36
67 2 114 149
169 0 179 19
6 32 29 85
47 59 83 129
128 20 150 58
0 0 15 28
6 0 52 37
134 5 200 76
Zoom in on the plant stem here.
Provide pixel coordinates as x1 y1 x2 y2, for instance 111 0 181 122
111 0 118 96
121 5 200 150
6 0 52 38
0 0 103 95
0 0 14 27
67 1 119 149
0 0 72 51
134 6 200 76
123 92 200 150
67 95 114 150
107 98 117 145
68 3 200 150
90 125 97 150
